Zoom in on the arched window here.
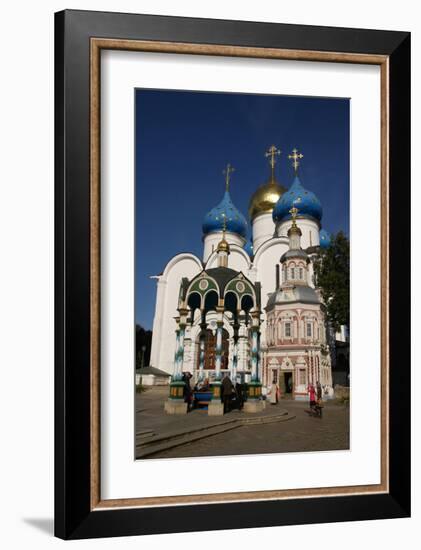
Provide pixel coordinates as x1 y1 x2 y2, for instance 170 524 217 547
187 292 201 324
285 322 291 337
204 290 218 313
224 291 238 314
290 267 295 279
299 267 303 279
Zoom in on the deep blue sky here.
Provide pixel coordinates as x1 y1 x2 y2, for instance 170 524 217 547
135 89 349 329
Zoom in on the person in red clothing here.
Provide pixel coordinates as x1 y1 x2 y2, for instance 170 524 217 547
307 383 316 408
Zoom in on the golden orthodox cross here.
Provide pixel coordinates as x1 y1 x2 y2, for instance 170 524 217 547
223 163 235 191
288 148 304 172
265 145 281 179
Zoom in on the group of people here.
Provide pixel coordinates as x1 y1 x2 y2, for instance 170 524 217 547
181 372 246 413
221 374 246 413
269 379 324 411
182 372 324 416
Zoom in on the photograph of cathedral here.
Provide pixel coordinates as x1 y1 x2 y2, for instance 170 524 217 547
135 89 350 458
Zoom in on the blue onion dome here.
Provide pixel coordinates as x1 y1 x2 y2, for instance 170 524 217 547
272 175 323 224
319 228 331 249
202 190 248 238
243 240 254 257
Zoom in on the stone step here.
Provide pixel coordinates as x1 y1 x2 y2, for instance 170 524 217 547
136 411 295 459
136 423 240 459
136 429 155 445
138 418 239 449
136 429 154 437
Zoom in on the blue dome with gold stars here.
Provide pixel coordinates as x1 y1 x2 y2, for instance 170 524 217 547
319 229 331 249
272 175 322 224
203 190 248 238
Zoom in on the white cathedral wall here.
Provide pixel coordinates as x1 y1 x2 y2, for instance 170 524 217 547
277 217 320 249
149 253 202 373
253 238 289 346
251 212 276 252
202 231 246 262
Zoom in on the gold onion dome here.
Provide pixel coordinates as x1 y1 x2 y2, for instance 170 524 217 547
217 236 230 253
248 178 287 220
249 144 287 220
217 212 231 254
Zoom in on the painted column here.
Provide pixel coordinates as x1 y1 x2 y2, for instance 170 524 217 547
168 316 186 402
177 323 186 375
238 331 247 373
198 324 206 381
258 337 263 382
210 307 224 403
231 330 239 382
231 340 238 381
214 320 223 380
231 320 240 382
172 327 181 380
247 309 262 399
250 327 259 381
168 308 189 401
244 309 264 407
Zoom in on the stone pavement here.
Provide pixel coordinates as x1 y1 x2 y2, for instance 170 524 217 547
136 387 349 459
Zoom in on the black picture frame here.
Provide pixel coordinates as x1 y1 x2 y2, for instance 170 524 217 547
55 9 410 540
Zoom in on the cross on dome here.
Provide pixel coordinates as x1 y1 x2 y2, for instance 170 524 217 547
265 145 281 180
288 206 301 235
288 148 304 173
223 163 235 191
289 206 299 225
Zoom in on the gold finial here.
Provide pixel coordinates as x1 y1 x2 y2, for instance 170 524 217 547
287 206 302 239
223 163 235 192
217 212 230 254
265 145 281 180
288 148 303 173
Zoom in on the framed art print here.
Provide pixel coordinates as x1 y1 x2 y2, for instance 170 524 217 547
55 10 410 539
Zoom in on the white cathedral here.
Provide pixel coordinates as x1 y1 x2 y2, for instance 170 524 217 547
150 146 334 406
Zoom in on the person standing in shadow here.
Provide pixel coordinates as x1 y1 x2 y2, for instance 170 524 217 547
182 372 193 412
221 373 234 414
235 378 244 410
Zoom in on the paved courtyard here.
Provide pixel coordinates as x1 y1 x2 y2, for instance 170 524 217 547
136 387 349 459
